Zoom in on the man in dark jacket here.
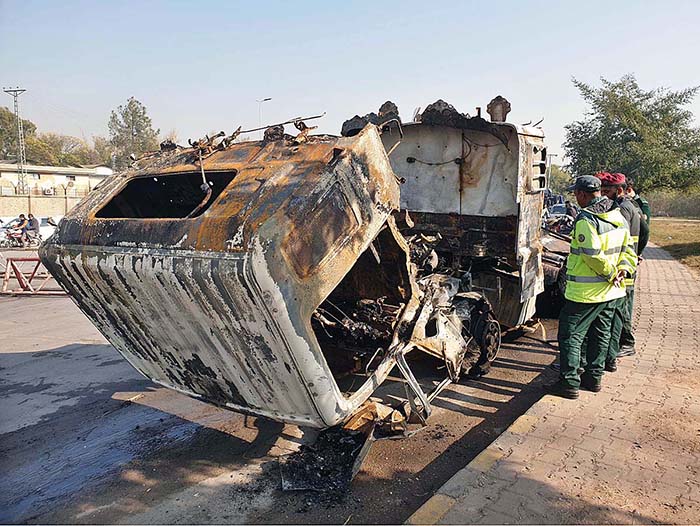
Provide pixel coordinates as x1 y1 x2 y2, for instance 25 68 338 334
596 172 647 369
626 177 651 227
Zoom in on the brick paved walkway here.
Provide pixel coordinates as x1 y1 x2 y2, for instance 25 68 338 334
407 245 700 524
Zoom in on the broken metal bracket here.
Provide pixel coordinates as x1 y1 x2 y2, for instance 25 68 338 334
394 349 432 424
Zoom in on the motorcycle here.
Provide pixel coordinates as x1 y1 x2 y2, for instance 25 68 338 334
0 227 42 249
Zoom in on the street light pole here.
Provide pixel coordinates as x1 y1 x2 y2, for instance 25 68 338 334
256 97 272 139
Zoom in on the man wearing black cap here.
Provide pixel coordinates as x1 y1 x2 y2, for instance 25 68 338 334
544 176 635 399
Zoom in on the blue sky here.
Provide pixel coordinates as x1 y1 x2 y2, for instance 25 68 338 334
1 0 699 159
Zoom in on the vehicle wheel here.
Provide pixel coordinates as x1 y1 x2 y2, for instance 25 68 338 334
536 265 566 319
466 311 501 378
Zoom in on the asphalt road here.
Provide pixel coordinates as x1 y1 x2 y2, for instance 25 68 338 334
0 295 559 524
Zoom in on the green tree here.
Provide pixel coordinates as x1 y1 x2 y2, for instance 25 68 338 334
1 107 114 167
549 164 573 194
37 133 93 166
25 134 56 165
108 97 159 170
90 135 113 167
0 106 37 160
564 74 700 191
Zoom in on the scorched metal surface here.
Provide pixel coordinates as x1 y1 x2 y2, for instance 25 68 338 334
40 125 406 428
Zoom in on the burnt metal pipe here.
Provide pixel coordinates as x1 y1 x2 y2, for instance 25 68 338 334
186 149 213 219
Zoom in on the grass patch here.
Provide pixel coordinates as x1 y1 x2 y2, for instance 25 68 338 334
650 218 700 273
646 187 700 218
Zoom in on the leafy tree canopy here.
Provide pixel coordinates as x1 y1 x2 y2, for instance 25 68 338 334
108 97 159 170
564 74 700 191
549 164 573 194
0 106 37 159
1 106 112 167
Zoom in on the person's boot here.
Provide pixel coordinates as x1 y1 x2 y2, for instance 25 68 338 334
543 380 579 399
580 374 602 392
549 363 584 375
605 359 617 372
617 345 636 357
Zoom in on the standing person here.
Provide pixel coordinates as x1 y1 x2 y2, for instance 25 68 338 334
626 177 651 226
596 173 644 368
544 176 635 399
622 177 650 355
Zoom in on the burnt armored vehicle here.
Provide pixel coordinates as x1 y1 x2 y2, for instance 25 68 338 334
40 98 548 429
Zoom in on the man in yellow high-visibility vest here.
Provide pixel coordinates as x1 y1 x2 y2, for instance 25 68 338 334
544 176 636 399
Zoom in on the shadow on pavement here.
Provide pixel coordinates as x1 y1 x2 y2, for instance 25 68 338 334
1 324 564 524
0 343 298 524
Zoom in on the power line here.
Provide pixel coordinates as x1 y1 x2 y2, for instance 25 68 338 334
3 87 28 194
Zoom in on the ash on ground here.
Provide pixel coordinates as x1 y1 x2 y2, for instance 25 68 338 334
279 426 370 504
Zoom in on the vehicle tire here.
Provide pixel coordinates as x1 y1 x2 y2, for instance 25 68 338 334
466 310 501 378
536 264 566 319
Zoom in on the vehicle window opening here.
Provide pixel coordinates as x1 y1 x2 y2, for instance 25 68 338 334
95 171 236 219
311 225 412 397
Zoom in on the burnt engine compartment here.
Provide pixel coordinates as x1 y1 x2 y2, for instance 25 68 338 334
311 225 411 393
310 214 503 398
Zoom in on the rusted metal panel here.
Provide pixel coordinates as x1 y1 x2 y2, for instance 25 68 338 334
382 125 519 217
383 112 546 325
515 127 547 303
41 125 406 428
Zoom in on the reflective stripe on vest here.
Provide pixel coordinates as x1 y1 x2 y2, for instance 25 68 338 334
569 246 624 256
567 274 611 283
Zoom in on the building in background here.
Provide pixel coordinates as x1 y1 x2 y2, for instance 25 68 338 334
0 162 113 218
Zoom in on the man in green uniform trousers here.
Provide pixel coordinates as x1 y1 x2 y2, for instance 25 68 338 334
545 176 635 399
618 176 650 356
597 172 645 369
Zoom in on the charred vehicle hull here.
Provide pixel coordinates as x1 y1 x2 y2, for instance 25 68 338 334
41 127 420 428
42 99 548 430
384 120 547 328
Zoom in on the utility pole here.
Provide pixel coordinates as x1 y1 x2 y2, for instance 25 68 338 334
546 153 558 177
256 97 272 139
3 87 28 194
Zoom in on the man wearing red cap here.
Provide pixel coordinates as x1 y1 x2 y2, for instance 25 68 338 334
595 172 647 370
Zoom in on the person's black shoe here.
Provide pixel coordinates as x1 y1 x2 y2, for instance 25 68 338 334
580 375 602 392
617 345 636 357
605 360 617 372
543 381 579 399
549 363 585 375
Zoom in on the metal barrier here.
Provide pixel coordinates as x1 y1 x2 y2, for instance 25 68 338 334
1 256 66 296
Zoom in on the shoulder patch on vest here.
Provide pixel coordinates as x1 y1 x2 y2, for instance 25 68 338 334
578 233 586 243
